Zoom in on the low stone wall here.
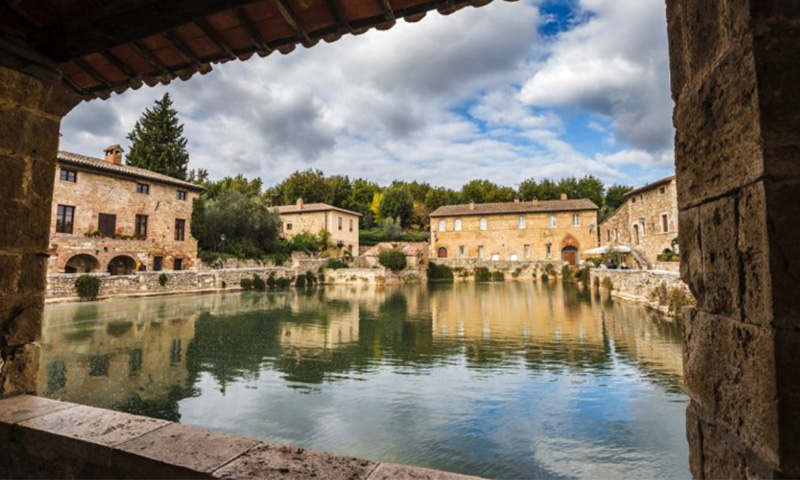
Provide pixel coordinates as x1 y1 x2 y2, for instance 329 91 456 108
324 267 424 285
197 258 274 270
651 261 680 273
46 267 292 302
590 268 694 317
431 258 564 280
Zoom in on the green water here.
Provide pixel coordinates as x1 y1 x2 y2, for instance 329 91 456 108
40 282 688 479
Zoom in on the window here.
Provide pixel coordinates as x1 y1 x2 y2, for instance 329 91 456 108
129 349 143 374
89 355 109 377
349 219 354 232
175 219 185 241
632 197 637 204
546 245 552 258
46 361 67 394
614 229 619 241
338 216 343 230
659 186 666 195
176 190 187 200
479 218 487 230
518 216 526 229
98 213 116 236
459 246 465 258
478 246 485 259
173 258 183 271
153 257 163 272
170 339 182 364
510 253 519 261
135 214 148 238
549 215 556 228
606 230 611 242
60 168 77 182
286 222 293 231
136 183 150 194
661 213 669 233
56 205 75 233
572 214 580 226
639 217 647 236
438 220 446 231
455 219 462 231
524 244 531 259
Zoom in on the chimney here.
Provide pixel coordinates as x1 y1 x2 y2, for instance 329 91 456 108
296 197 304 210
469 201 475 211
560 193 568 200
103 145 123 165
513 197 520 203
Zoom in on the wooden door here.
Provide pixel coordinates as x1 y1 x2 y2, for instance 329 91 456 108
563 251 577 266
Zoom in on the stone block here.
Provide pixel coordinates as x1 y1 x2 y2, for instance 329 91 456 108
0 300 42 346
0 254 21 311
697 418 748 479
0 106 61 161
0 66 81 117
212 442 378 479
684 402 704 479
764 179 800 330
368 463 479 480
682 310 779 463
775 330 800 477
0 343 39 398
114 422 260 476
0 395 75 440
737 182 772 326
678 206 703 301
16 404 169 468
0 200 52 251
0 154 26 202
699 196 740 318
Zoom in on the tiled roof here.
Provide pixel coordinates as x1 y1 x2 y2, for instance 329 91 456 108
623 176 676 198
58 151 204 191
363 242 428 257
272 203 362 217
429 199 598 217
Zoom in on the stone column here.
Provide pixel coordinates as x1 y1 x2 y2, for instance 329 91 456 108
0 66 80 398
666 2 799 478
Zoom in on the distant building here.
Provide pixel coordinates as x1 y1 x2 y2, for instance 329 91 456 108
361 242 429 268
599 176 678 263
429 195 599 265
273 198 360 255
49 145 203 275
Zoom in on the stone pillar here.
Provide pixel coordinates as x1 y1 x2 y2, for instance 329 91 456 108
666 1 799 478
0 66 80 398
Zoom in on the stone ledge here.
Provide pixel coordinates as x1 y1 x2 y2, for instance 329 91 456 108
0 395 481 479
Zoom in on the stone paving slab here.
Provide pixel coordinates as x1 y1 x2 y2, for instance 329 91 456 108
0 395 76 426
114 422 261 477
212 442 379 479
367 463 481 480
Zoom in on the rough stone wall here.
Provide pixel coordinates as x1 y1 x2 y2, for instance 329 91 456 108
48 164 200 274
590 269 693 317
324 268 423 285
278 209 360 253
0 66 80 398
667 1 800 477
599 178 679 262
430 209 598 262
431 258 564 280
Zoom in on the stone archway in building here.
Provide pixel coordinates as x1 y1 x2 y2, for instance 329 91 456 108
64 254 99 274
107 255 136 276
561 247 578 266
437 247 448 258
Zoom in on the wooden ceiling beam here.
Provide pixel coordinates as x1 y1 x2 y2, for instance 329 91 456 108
32 0 266 61
232 6 273 55
72 57 112 89
161 30 203 68
321 0 352 34
376 0 396 22
274 0 313 47
194 19 236 60
99 50 136 78
129 40 170 77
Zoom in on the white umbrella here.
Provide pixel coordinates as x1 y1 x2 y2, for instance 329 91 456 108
584 245 632 255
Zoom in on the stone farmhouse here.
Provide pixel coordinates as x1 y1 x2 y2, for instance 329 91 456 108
599 176 678 264
273 198 360 255
429 196 599 265
48 145 203 275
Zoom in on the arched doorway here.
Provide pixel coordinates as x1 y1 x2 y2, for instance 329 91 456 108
437 247 447 258
562 246 579 266
633 224 640 246
107 256 136 275
491 253 500 261
64 254 100 274
509 253 519 261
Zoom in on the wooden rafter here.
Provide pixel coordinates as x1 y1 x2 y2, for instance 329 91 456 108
161 30 202 67
194 19 235 60
99 50 136 78
321 0 352 33
376 0 396 22
73 57 111 89
274 0 313 47
232 6 272 54
129 40 169 76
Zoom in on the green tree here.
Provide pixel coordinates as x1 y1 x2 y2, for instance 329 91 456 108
197 190 281 256
324 175 352 209
126 93 190 180
349 178 381 226
379 187 414 227
575 176 605 207
605 184 633 212
424 187 459 211
204 175 262 200
273 169 328 205
460 179 514 204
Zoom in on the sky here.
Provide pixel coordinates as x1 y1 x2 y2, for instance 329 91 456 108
60 0 675 190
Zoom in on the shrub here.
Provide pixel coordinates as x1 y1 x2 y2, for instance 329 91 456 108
276 277 291 288
491 271 505 282
252 275 266 291
75 274 101 301
544 263 557 277
240 278 253 290
158 273 169 287
561 265 576 282
511 267 523 279
601 277 614 291
650 281 669 306
267 272 276 288
326 258 349 269
221 281 227 289
378 249 407 272
668 287 695 315
305 271 315 285
296 275 307 288
576 267 591 284
427 262 454 282
541 273 549 282
474 267 491 282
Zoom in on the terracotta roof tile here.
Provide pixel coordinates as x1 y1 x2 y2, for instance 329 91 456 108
58 151 204 191
623 176 675 198
429 199 598 217
273 203 362 217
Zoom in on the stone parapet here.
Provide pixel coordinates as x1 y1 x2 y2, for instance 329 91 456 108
431 258 564 279
590 268 694 318
324 268 423 285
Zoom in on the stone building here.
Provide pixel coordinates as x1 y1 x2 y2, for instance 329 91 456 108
429 196 598 265
273 198 360 255
599 176 678 263
360 242 429 268
48 146 203 274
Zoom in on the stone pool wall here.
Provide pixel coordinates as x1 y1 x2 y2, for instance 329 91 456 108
324 267 424 285
431 258 564 280
590 268 694 318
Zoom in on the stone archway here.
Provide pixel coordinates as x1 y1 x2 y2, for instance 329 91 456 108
107 255 136 276
64 254 99 274
437 247 447 258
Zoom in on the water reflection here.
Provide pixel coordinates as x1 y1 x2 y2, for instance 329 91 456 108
40 283 687 479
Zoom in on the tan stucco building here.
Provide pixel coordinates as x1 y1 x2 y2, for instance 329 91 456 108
429 196 599 265
599 176 678 263
273 199 360 255
48 146 203 274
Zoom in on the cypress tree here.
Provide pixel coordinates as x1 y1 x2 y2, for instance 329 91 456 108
126 93 190 180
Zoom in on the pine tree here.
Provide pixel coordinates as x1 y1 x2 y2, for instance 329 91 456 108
126 93 190 180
